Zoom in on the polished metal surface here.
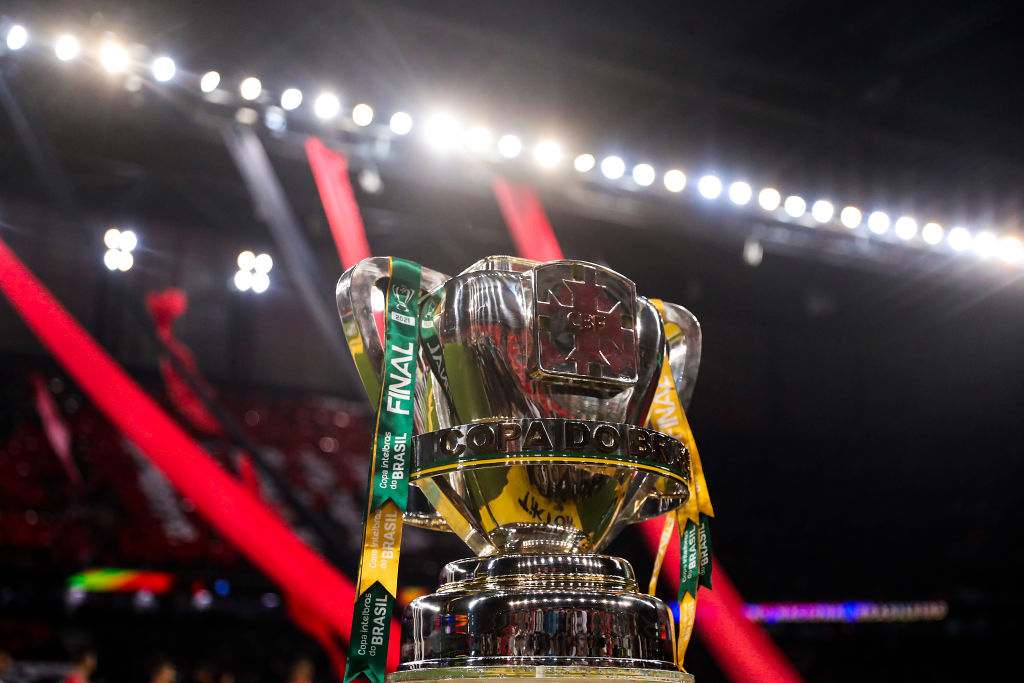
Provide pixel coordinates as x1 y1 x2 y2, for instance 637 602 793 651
411 419 689 555
336 256 702 535
399 554 677 671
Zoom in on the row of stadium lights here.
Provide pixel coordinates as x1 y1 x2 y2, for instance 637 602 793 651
5 23 1023 267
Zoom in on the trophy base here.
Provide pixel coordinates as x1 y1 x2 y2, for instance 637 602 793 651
399 555 678 673
389 665 693 683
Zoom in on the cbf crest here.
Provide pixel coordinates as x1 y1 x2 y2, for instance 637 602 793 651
532 261 639 385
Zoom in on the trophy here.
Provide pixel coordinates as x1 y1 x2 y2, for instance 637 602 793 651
337 256 702 683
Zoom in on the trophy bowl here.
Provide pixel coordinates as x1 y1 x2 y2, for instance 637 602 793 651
337 256 702 677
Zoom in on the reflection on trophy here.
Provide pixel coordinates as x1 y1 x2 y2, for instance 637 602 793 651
338 255 703 682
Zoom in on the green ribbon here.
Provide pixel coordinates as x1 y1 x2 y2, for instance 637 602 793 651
345 258 422 683
698 513 713 591
678 518 699 601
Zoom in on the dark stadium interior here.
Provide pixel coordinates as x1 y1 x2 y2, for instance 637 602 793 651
1 1 1022 682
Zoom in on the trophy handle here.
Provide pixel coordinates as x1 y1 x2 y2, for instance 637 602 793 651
336 256 453 532
658 301 702 412
335 256 450 407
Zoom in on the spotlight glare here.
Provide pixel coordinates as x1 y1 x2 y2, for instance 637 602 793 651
99 40 129 74
465 126 492 152
104 249 120 271
118 230 138 252
534 140 562 168
664 169 687 193
573 154 595 173
758 187 781 211
352 103 374 127
237 250 256 271
240 77 262 101
6 25 27 51
313 92 340 119
600 156 625 180
947 226 972 252
894 216 918 240
152 56 176 82
698 175 723 199
999 236 1023 264
116 251 134 272
55 35 80 61
253 253 273 274
234 269 253 291
497 134 522 158
921 222 944 245
840 206 862 229
280 88 302 110
728 181 752 205
424 114 461 150
200 71 220 93
389 111 413 136
783 195 806 218
632 163 656 187
973 230 998 258
250 272 270 294
867 211 890 235
103 228 122 250
811 199 834 223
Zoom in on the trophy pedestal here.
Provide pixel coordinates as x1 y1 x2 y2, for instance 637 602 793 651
390 665 693 683
398 555 682 676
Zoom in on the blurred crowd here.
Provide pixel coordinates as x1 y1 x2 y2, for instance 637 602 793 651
0 650 317 683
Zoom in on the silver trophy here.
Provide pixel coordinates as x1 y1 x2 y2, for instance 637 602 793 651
338 256 701 682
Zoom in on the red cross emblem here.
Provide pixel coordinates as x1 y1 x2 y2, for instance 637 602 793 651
534 263 638 383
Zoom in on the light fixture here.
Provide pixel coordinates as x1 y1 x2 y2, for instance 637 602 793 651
867 211 890 235
152 56 175 82
239 77 262 101
234 270 252 292
55 35 79 61
496 134 522 158
200 71 220 93
783 195 806 218
5 25 27 51
698 175 722 199
729 181 752 205
352 103 374 127
664 169 686 193
264 106 287 133
840 206 861 229
99 40 129 74
574 154 595 172
465 126 492 151
423 114 462 150
389 112 413 136
280 88 302 111
235 251 272 293
947 226 971 252
632 164 655 187
973 230 998 258
921 222 944 245
893 216 917 240
811 200 834 223
237 250 256 270
999 236 1023 264
534 140 562 168
313 92 340 120
102 228 136 272
600 156 625 180
758 187 781 211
